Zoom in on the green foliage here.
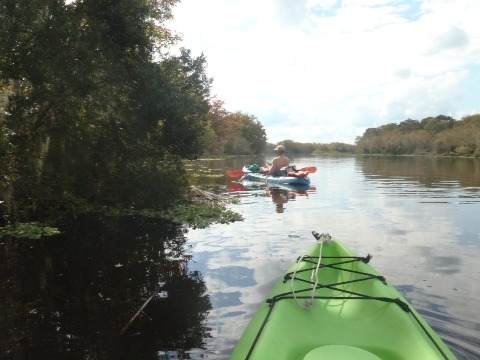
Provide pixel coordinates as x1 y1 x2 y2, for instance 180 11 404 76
239 113 267 154
202 100 267 156
270 140 355 155
0 125 16 186
356 114 480 156
26 181 243 230
0 0 229 225
145 49 212 158
281 140 316 154
111 158 189 209
162 202 243 229
0 222 60 239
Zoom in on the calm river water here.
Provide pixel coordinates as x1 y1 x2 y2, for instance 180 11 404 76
188 155 480 359
1 155 479 359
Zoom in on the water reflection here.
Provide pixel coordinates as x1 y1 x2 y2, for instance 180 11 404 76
269 188 293 213
357 156 480 204
359 156 480 185
227 180 316 213
0 215 211 359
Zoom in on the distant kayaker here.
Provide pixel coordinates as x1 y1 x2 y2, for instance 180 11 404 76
261 144 289 176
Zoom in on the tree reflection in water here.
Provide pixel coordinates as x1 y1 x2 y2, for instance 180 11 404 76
0 215 211 359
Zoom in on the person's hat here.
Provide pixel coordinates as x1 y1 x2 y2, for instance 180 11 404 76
274 145 285 152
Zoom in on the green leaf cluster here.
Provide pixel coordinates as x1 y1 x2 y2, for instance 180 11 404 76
0 221 60 239
162 202 243 229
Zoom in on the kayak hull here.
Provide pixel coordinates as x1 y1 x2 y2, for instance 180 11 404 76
240 167 311 186
230 237 456 360
239 179 312 192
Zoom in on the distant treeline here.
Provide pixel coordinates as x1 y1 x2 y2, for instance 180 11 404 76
355 114 480 156
273 114 480 157
266 140 356 155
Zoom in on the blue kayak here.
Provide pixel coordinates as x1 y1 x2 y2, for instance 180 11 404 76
240 166 311 186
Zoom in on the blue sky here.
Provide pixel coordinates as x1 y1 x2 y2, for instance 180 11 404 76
168 0 480 144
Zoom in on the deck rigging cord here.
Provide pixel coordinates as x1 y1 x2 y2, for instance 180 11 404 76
291 232 332 308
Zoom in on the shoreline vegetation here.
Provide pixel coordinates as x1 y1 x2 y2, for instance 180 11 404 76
271 114 480 158
1 113 479 239
1 1 478 238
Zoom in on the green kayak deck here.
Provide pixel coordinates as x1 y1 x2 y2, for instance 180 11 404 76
230 233 457 360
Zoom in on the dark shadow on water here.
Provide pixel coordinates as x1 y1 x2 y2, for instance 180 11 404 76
0 215 211 359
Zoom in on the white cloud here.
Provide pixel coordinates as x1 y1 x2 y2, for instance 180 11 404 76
168 0 480 143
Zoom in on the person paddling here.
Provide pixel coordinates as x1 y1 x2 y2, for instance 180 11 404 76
261 144 289 176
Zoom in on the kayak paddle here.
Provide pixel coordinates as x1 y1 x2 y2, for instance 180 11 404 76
226 169 249 177
299 166 317 173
